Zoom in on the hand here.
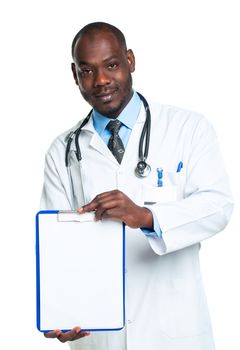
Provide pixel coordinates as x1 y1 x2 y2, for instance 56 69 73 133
44 327 90 343
78 190 153 229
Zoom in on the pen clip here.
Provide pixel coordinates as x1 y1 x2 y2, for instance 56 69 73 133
176 161 183 173
157 168 163 187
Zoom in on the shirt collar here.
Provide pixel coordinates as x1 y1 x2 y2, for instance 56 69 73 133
92 91 141 135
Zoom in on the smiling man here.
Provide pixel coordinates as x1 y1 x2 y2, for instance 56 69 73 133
71 25 135 118
41 22 233 350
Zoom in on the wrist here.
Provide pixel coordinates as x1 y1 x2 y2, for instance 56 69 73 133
140 207 153 229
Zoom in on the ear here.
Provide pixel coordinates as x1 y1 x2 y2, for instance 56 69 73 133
127 49 135 73
71 62 79 86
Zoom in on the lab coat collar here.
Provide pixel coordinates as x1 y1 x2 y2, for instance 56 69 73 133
81 98 146 134
92 91 142 135
79 101 146 165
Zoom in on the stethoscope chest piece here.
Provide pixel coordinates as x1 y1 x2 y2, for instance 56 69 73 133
135 161 151 178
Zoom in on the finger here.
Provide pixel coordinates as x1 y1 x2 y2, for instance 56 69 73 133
78 190 123 214
78 201 97 213
56 327 82 343
44 329 61 338
93 189 121 198
101 208 124 221
78 193 108 213
77 196 111 214
70 331 91 341
94 200 119 221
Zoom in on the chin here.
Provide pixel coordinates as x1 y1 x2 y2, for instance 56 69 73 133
102 105 123 118
94 101 122 118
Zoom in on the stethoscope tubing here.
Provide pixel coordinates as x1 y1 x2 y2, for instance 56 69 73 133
65 92 151 177
137 92 151 162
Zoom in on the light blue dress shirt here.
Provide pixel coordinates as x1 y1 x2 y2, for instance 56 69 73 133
92 91 161 238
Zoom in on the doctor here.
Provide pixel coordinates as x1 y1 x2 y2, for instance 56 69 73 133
41 22 233 349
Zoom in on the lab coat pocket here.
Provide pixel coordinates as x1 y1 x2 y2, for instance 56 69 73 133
143 184 177 205
164 170 185 200
142 170 184 205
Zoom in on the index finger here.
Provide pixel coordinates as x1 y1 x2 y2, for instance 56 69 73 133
77 200 97 213
44 329 61 338
57 327 90 343
77 194 104 213
78 191 120 214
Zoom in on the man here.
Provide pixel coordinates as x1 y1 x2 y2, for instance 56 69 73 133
41 22 233 349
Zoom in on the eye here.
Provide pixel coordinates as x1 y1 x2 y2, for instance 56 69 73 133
108 63 118 70
79 68 94 76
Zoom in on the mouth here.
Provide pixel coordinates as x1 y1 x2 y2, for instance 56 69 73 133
94 89 118 103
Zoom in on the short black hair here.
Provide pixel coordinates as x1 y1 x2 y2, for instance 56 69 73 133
71 22 127 58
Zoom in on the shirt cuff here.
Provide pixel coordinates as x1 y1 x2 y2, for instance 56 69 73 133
140 207 162 238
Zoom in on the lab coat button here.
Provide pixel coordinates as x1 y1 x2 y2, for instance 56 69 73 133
127 320 132 324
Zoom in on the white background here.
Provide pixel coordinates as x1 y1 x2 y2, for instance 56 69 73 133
0 0 239 349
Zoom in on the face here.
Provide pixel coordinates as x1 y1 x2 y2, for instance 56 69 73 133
71 31 135 118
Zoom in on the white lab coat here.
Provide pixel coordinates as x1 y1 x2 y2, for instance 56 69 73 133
41 100 233 350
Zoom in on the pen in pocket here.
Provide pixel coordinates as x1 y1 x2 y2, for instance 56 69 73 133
157 168 163 187
176 161 183 173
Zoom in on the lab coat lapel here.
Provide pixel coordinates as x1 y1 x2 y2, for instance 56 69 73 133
120 103 145 167
81 117 119 165
80 102 145 166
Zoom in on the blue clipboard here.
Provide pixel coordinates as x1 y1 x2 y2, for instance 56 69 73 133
36 210 125 333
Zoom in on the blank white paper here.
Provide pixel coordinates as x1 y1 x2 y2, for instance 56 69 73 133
36 211 125 332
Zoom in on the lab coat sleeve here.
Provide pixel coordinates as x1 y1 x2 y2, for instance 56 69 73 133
141 210 162 238
40 143 72 210
148 117 234 255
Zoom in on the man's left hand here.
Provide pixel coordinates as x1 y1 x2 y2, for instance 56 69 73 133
77 190 153 229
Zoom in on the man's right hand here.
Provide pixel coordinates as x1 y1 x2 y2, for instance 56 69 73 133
44 327 91 343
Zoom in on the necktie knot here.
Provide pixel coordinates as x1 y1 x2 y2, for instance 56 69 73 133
107 120 122 135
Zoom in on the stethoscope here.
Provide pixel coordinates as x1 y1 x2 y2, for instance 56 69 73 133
65 92 151 178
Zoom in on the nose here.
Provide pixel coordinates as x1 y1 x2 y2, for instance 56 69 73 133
94 68 111 87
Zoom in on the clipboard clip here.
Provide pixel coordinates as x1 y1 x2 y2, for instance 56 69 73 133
58 210 95 222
